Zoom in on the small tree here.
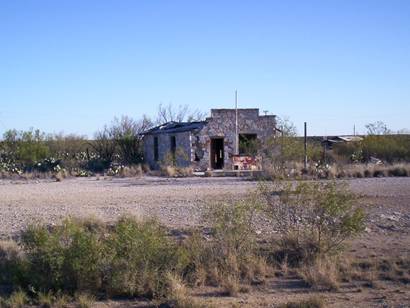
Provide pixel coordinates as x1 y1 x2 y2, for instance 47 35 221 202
366 121 391 135
156 103 206 124
259 181 365 262
91 126 116 168
111 115 152 165
2 128 50 166
264 117 322 175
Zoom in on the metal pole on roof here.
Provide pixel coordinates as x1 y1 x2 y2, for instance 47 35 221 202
235 90 239 155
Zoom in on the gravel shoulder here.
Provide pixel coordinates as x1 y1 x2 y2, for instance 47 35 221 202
1 176 409 307
0 176 409 247
0 176 255 239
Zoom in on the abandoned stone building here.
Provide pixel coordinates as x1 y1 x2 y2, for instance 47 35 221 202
142 108 278 171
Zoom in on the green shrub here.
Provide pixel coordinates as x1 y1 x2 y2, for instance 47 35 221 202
21 218 105 294
0 241 27 290
333 135 410 163
2 129 50 167
103 217 181 298
259 181 365 263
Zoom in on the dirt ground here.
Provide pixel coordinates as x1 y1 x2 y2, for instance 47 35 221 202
0 176 409 307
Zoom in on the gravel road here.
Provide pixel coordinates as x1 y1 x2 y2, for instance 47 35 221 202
0 176 409 241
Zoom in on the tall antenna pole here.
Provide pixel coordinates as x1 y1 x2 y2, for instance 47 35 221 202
235 90 239 155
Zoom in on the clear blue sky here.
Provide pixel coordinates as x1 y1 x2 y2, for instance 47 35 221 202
1 0 409 137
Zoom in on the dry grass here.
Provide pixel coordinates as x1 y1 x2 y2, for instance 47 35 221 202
53 293 71 308
3 290 29 308
327 255 410 289
160 165 193 177
37 291 55 308
118 165 143 177
298 258 340 291
278 296 325 308
164 273 208 308
75 293 95 308
221 275 240 297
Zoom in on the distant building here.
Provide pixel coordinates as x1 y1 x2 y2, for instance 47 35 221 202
142 108 278 171
322 135 363 149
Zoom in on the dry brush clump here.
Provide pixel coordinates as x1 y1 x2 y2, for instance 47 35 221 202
180 198 269 296
298 257 340 291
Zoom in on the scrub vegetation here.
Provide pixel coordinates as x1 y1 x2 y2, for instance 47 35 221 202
0 180 396 308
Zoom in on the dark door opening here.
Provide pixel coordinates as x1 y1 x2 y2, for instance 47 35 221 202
170 136 176 165
210 138 224 169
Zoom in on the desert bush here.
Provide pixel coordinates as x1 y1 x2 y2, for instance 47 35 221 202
90 126 116 168
21 218 105 294
362 135 410 163
259 181 365 264
333 134 410 164
2 129 50 167
46 133 88 157
110 115 152 165
103 217 182 298
0 206 267 304
181 198 266 291
0 216 186 300
0 241 27 290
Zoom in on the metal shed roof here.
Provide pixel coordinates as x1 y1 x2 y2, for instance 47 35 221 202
142 121 207 135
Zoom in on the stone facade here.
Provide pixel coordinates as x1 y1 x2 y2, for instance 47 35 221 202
144 131 193 170
143 109 277 171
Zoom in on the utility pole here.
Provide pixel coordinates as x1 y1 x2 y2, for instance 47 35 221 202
235 90 239 155
304 122 307 170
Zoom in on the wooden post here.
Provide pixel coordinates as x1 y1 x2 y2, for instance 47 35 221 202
304 122 307 169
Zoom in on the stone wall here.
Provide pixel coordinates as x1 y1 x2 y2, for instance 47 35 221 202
193 109 277 170
144 131 192 169
143 109 277 171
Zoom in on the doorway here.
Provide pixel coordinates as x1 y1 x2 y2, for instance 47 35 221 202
210 138 224 169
